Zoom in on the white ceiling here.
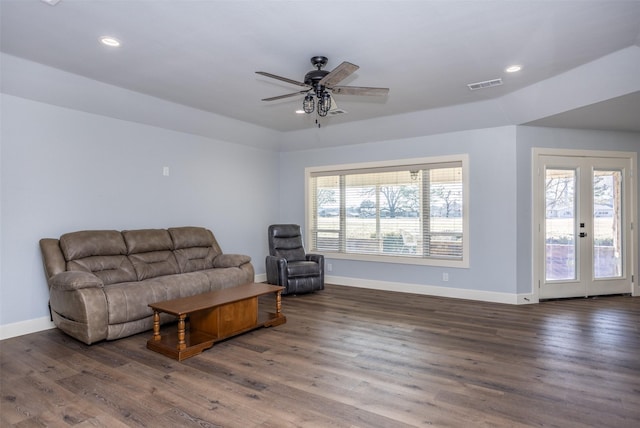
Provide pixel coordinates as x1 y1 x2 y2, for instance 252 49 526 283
1 0 640 134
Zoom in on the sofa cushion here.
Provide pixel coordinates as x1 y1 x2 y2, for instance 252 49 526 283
123 229 174 254
201 267 252 291
103 272 211 324
104 281 168 325
169 227 222 273
128 251 179 281
67 255 137 285
169 227 218 251
123 229 179 280
174 247 217 273
60 230 126 261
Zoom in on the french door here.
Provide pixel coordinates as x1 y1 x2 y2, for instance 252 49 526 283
536 152 634 300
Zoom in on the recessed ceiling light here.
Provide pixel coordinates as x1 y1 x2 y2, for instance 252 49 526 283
41 0 61 5
100 36 121 47
505 65 522 73
295 110 305 114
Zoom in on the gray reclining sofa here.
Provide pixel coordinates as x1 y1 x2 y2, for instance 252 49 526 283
39 226 254 344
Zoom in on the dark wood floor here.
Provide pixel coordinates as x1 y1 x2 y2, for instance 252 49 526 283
2 285 639 427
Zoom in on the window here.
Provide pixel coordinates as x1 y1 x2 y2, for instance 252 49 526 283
306 155 469 267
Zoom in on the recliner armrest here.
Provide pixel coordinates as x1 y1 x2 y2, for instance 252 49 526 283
306 254 325 290
306 253 324 264
266 255 288 286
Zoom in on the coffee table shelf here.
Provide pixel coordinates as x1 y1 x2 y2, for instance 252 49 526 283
147 283 286 361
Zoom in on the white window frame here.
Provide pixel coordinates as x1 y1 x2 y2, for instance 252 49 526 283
305 155 469 268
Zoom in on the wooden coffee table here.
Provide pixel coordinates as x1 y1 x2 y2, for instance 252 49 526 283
147 283 286 361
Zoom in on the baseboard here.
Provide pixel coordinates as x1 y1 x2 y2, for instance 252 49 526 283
0 316 56 341
517 293 538 304
326 274 529 305
255 273 267 283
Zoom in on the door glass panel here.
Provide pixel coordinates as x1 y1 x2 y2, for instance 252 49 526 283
593 169 623 279
545 169 576 281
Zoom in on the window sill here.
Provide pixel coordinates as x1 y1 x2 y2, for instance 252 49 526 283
317 251 469 268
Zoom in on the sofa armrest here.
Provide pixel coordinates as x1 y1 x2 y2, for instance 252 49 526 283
40 238 66 281
48 271 108 344
213 253 251 268
50 271 104 291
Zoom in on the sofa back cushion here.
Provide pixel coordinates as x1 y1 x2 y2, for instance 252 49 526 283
123 229 179 280
60 230 137 285
169 227 221 273
60 230 126 260
67 256 137 285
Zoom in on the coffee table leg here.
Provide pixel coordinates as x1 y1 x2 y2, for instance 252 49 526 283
177 314 187 350
276 291 282 316
152 310 161 341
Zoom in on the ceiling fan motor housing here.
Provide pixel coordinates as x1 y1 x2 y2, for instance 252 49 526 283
304 69 330 92
306 56 330 94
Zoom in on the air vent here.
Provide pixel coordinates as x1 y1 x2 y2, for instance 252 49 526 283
467 78 503 91
328 109 348 116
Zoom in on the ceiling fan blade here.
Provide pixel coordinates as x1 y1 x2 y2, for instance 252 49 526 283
255 71 309 88
332 86 390 96
261 91 307 102
319 61 359 87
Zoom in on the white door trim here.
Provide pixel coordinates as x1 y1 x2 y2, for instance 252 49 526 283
532 147 638 301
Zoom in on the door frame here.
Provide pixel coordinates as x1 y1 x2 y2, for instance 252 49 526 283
532 148 638 301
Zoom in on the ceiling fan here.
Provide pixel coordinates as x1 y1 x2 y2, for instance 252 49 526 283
256 56 389 120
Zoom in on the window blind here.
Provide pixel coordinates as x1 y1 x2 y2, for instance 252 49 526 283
310 160 464 261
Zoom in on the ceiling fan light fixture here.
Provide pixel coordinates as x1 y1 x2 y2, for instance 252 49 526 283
317 92 332 117
303 94 315 114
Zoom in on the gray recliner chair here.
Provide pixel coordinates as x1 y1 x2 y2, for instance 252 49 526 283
266 224 324 295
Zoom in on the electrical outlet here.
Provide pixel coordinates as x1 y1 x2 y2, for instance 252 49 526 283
442 272 449 281
327 263 333 272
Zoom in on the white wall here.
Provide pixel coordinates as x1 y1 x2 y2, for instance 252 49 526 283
0 94 280 330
